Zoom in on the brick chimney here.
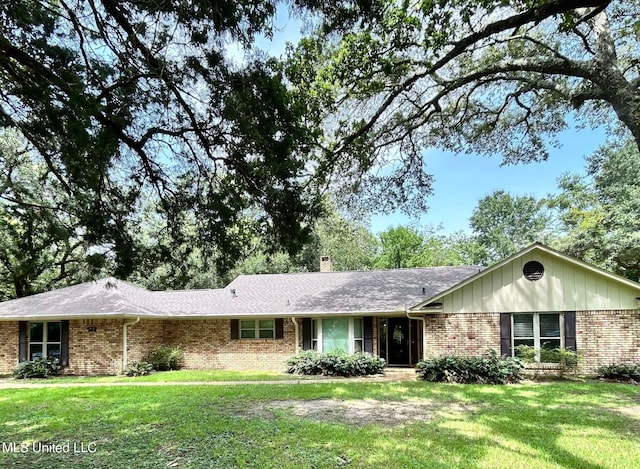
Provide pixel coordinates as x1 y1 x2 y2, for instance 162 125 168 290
320 255 333 272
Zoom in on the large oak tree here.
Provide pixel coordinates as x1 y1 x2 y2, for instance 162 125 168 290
287 0 640 212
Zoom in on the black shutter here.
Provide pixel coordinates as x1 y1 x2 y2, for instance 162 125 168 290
275 318 284 339
60 320 70 367
363 316 374 354
302 318 312 350
18 321 28 362
499 313 512 357
564 311 577 351
230 319 239 340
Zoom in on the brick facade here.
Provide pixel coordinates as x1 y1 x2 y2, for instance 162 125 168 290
421 310 640 374
423 313 501 358
163 319 297 371
0 321 19 374
1 310 639 375
576 310 640 373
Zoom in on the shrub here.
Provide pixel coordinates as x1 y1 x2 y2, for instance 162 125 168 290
287 350 385 377
514 345 579 375
596 363 640 381
13 357 62 379
144 344 183 371
124 361 153 377
416 350 523 384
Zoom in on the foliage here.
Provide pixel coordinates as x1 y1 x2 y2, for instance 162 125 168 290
550 139 640 281
0 0 330 277
374 226 484 269
596 363 640 382
123 361 153 377
416 350 523 384
286 350 385 376
144 345 183 371
514 345 579 374
0 130 95 299
286 0 640 216
12 357 62 379
470 190 551 265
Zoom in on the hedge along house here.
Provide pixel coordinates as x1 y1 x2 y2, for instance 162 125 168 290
0 243 639 375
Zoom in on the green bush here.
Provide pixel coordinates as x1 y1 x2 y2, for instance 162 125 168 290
596 363 640 381
13 357 62 379
124 361 153 377
416 350 523 384
515 345 579 367
287 350 385 377
144 344 183 371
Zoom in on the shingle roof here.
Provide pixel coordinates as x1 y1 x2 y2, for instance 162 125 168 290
0 277 160 319
0 266 482 320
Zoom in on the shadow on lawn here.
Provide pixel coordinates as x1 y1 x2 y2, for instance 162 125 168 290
353 382 640 468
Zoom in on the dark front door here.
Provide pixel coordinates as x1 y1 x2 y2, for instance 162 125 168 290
380 317 420 366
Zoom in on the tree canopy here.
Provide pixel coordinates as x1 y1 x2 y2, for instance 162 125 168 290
0 0 332 275
551 139 640 280
287 0 640 212
470 190 551 264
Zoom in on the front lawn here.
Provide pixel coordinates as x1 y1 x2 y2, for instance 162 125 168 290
0 381 638 468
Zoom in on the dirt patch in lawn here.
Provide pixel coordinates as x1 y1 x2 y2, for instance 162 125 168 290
240 398 476 427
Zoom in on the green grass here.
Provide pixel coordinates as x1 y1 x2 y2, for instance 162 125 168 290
0 381 639 468
6 369 307 384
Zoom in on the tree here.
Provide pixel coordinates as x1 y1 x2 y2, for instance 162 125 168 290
286 0 640 214
0 130 91 299
550 139 640 280
0 1 330 275
470 190 551 264
374 226 425 269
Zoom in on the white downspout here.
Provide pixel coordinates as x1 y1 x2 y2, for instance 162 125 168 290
122 317 140 372
406 310 427 362
291 317 300 354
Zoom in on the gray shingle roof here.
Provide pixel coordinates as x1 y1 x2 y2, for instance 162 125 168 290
0 266 482 319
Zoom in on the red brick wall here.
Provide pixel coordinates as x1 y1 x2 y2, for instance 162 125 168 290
0 321 19 374
423 313 501 358
163 319 298 371
576 310 640 373
67 319 123 375
421 310 640 374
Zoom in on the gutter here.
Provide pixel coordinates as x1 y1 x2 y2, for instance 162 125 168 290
406 308 427 362
122 317 140 372
291 317 300 354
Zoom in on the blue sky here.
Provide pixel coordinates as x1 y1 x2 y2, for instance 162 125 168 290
253 8 609 236
369 125 607 235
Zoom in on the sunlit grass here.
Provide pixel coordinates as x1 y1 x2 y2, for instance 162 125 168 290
0 381 638 468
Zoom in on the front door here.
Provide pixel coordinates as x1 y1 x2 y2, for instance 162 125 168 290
380 318 420 366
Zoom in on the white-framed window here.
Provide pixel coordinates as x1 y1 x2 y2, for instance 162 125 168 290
240 319 275 339
312 317 364 353
512 313 562 362
29 322 61 360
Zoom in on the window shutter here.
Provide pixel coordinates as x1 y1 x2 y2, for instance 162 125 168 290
564 311 576 351
499 313 512 357
275 318 284 339
302 318 312 350
60 320 70 367
230 319 239 340
363 316 374 354
19 321 28 362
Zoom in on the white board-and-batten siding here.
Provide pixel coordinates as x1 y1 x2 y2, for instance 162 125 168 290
441 251 640 313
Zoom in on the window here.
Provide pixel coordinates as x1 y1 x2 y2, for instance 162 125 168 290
513 313 562 362
240 319 275 339
312 318 363 353
29 322 61 360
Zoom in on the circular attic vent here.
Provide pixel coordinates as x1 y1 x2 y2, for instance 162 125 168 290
523 261 544 281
